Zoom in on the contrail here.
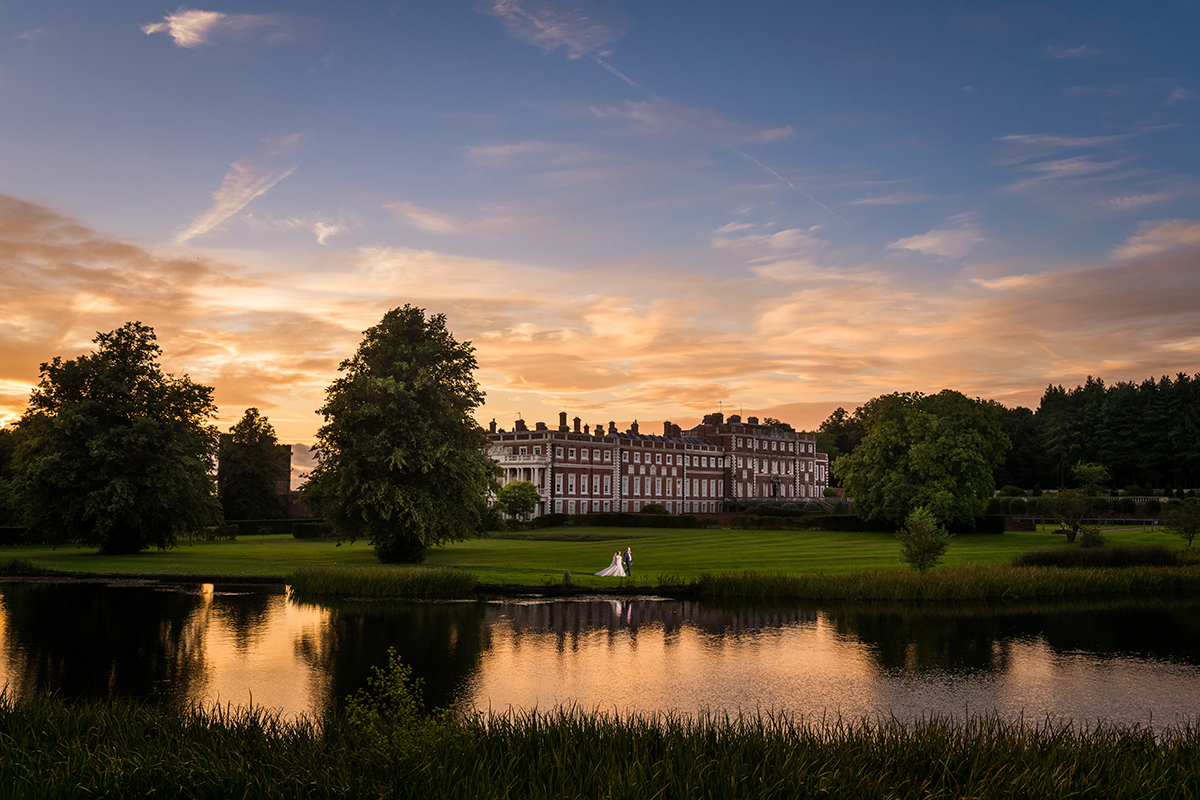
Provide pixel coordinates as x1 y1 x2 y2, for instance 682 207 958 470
737 150 848 225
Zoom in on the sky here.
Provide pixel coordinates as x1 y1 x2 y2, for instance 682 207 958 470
3 0 1200 456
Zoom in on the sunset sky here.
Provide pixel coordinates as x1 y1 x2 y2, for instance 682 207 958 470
3 1 1199 455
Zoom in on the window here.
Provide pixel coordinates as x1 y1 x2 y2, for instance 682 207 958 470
604 501 611 512
519 446 527 455
634 452 641 463
655 453 662 464
621 476 628 494
568 448 576 459
568 474 576 494
593 449 600 461
555 499 563 513
533 446 541 455
582 449 589 461
593 475 601 494
604 450 611 462
655 478 662 496
556 446 564 458
622 451 628 462
603 476 611 494
666 454 673 465
634 477 641 496
737 437 743 447
555 474 563 493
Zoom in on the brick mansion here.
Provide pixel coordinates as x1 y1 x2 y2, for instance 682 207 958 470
487 411 830 517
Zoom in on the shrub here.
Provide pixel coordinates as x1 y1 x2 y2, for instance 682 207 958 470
292 522 330 539
1036 496 1056 516
1143 499 1162 515
1006 498 1027 515
1090 498 1110 514
998 485 1023 497
1031 485 1043 497
531 513 570 529
1078 527 1105 548
896 507 952 572
232 519 295 537
832 502 847 514
1119 498 1137 514
1013 545 1177 568
822 487 838 497
780 502 799 512
639 504 668 515
985 498 1005 515
803 502 823 513
200 524 238 541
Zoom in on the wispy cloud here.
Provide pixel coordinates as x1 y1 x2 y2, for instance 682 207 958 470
481 0 639 88
1168 86 1198 103
888 216 984 259
1045 44 1098 59
1112 220 1200 260
845 192 941 206
590 97 793 145
385 199 544 236
997 132 1135 149
142 8 319 49
176 135 303 244
15 28 53 45
272 215 350 244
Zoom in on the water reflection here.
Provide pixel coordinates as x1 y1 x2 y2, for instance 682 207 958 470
1 581 1198 730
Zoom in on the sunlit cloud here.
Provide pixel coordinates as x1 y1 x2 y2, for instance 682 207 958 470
590 98 793 145
142 8 319 49
269 214 350 244
888 217 984 259
176 135 303 243
1112 220 1200 260
5 194 1200 443
845 192 941 206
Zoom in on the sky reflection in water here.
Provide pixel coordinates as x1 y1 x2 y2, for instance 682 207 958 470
1 583 1198 730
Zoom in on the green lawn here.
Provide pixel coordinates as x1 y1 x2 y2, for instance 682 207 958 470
2 525 1186 587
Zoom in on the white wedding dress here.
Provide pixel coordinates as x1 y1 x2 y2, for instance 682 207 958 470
595 552 626 577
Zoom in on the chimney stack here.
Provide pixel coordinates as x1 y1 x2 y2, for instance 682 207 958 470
630 420 640 435
583 424 590 435
535 421 547 431
664 421 673 437
515 418 528 432
573 416 581 433
489 419 497 433
608 421 617 435
559 412 569 431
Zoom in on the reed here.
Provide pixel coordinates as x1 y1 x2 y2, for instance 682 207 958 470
2 692 1197 799
289 564 479 598
693 564 1200 600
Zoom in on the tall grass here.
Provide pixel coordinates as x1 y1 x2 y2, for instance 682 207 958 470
2 691 1197 799
289 565 479 598
694 564 1200 600
1013 544 1179 568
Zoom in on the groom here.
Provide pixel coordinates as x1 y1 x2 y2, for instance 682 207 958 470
622 547 633 577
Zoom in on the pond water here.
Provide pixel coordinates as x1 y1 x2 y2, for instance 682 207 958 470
2 580 1199 730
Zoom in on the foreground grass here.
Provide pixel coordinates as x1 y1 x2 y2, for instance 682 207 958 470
1 525 1188 589
1 692 1197 799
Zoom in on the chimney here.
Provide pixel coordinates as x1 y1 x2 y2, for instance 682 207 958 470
573 416 581 433
594 424 604 438
747 416 759 425
515 418 528 432
489 419 497 433
583 424 590 435
664 421 673 437
672 424 682 438
559 411 569 432
728 414 741 424
608 421 617 435
630 420 640 435
535 421 547 431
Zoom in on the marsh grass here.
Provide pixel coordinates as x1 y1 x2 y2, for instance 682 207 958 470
694 564 1200 600
2 692 1198 799
289 565 479 598
1013 544 1179 568
0 557 53 575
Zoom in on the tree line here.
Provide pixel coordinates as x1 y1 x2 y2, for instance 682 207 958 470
0 309 498 561
817 373 1200 495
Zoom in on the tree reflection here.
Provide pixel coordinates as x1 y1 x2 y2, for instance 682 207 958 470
0 582 208 704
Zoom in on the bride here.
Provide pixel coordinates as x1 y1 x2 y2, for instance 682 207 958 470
594 551 626 577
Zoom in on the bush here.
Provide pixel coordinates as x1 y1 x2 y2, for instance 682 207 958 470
1119 498 1137 514
803 502 823 512
231 519 295 537
832 502 847 514
1036 496 1056 516
822 487 838 497
1078 527 1105 548
1090 498 1110 514
896 507 952 572
199 524 238 541
1143 499 1162 515
1031 485 1043 497
1006 498 1027 515
780 502 799 512
639 504 669 515
570 512 708 529
998 485 1023 497
292 522 331 539
530 513 570 529
985 498 1005 515
1013 545 1177 568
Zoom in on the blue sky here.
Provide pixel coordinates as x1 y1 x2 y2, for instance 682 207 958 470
2 0 1199 444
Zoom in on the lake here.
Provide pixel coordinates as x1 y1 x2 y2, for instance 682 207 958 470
2 580 1198 730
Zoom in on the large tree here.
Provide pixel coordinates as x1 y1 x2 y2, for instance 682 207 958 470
218 408 289 520
834 390 1010 526
300 306 499 563
12 322 220 553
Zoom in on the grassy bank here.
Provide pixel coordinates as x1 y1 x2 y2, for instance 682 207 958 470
2 691 1197 799
1 525 1191 591
695 564 1200 600
290 565 479 599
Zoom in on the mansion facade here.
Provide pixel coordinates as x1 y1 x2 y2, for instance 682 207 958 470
487 411 829 517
